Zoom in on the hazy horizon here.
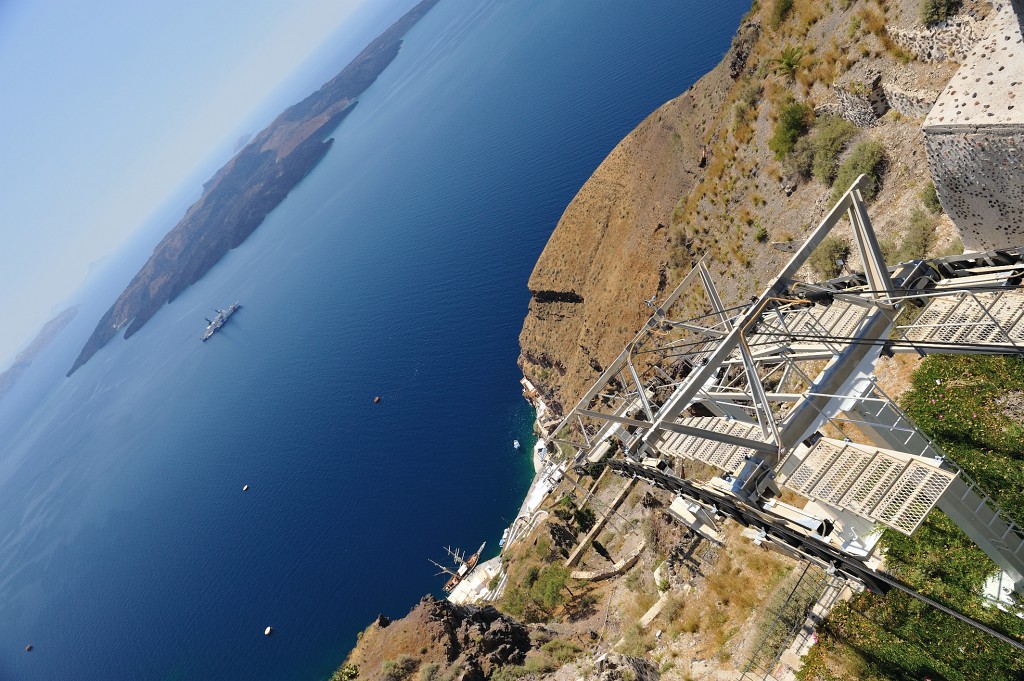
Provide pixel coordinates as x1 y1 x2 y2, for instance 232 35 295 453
0 0 428 365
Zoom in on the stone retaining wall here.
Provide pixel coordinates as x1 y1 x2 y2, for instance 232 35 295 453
890 15 987 62
923 0 1024 250
571 539 646 581
881 83 938 117
565 477 637 567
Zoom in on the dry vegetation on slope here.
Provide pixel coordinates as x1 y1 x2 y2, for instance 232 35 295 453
519 0 979 419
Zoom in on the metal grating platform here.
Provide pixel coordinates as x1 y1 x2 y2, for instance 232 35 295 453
783 438 957 535
653 416 766 474
904 290 1024 348
742 300 872 360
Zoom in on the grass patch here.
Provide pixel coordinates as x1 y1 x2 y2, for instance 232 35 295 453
617 622 656 657
732 81 763 143
769 0 795 30
801 355 1024 681
901 208 937 260
922 180 942 214
883 208 937 263
831 140 886 204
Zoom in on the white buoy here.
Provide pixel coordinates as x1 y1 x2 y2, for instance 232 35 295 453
243 484 249 492
264 626 273 636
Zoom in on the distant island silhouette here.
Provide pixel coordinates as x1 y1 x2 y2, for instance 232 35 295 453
69 0 441 376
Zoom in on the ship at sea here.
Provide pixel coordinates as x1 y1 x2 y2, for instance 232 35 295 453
429 542 486 593
201 302 240 341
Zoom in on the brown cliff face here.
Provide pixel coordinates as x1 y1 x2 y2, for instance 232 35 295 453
518 51 734 418
519 0 966 418
342 595 533 681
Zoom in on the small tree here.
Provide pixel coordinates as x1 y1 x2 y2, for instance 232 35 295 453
573 506 597 533
531 564 574 612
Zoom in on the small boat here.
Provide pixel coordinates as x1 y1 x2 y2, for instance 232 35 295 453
498 527 510 548
430 542 486 592
201 302 240 341
513 439 520 450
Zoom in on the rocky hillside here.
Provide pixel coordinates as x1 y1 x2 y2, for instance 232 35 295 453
336 595 533 681
520 0 986 419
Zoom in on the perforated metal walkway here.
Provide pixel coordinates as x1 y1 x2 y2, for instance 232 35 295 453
781 438 956 535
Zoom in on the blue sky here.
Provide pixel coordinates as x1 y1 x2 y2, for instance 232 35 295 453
0 0 416 363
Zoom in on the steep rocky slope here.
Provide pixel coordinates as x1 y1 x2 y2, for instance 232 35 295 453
338 596 533 681
519 0 981 419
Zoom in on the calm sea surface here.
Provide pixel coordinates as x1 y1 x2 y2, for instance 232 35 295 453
0 0 746 678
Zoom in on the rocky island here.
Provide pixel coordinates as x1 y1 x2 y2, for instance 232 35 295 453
68 0 441 376
0 306 78 402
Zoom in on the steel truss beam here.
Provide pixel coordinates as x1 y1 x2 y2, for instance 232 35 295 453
547 175 1024 592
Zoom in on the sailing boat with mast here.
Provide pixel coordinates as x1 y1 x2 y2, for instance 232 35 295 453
429 542 486 592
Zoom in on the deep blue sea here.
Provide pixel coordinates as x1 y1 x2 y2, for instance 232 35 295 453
0 1 746 678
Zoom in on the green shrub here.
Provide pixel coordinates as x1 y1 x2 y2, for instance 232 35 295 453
732 81 763 129
490 666 526 681
920 0 960 25
808 235 850 280
573 506 596 533
540 639 584 663
331 664 359 681
789 116 858 184
789 135 816 179
380 656 418 681
524 566 540 587
523 655 560 675
531 564 571 611
754 223 769 243
893 208 937 261
616 623 655 657
418 664 439 681
831 140 886 204
810 117 858 185
769 0 794 29
769 99 814 159
921 180 942 213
